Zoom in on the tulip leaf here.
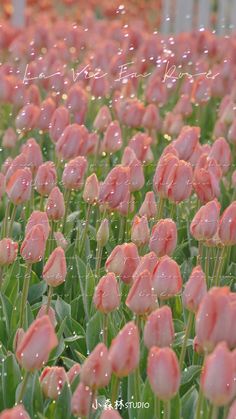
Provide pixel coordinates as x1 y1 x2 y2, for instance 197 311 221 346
1 353 21 408
137 378 154 419
28 281 47 304
86 310 103 352
54 382 72 419
55 297 71 321
181 366 202 387
181 386 198 419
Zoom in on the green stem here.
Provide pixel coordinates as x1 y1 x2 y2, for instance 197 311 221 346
179 311 194 370
157 196 165 221
0 267 3 289
205 245 210 288
62 189 71 234
118 216 126 244
103 313 108 346
7 204 17 237
1 200 10 238
214 246 227 286
79 204 92 256
19 264 32 328
163 400 170 419
211 405 219 419
46 285 53 314
111 375 120 406
195 389 204 419
76 257 89 322
95 244 103 280
154 397 160 419
16 371 30 404
197 241 203 266
39 195 44 211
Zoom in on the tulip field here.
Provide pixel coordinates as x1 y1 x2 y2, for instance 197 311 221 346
0 1 236 418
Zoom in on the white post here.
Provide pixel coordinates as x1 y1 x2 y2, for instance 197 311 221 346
11 0 25 28
198 0 211 30
173 0 193 33
229 0 236 32
217 0 230 34
160 0 172 34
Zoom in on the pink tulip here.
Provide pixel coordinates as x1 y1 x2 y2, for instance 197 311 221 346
102 120 122 153
21 138 43 173
37 97 56 131
173 94 192 117
5 153 26 183
93 272 120 313
97 219 109 248
149 219 177 257
54 231 68 250
152 255 182 300
71 383 93 417
46 187 65 221
2 128 17 149
67 363 81 384
139 191 157 219
35 162 57 196
142 103 161 130
80 343 111 389
56 124 89 160
0 405 30 419
193 157 221 203
100 409 122 419
20 224 46 263
126 270 156 315
40 366 68 400
62 156 88 190
227 400 236 419
190 199 220 241
0 238 18 266
147 347 180 400
105 245 125 277
66 84 88 124
25 211 50 240
201 342 236 406
99 166 130 211
83 173 99 204
162 112 183 137
165 159 193 203
49 106 70 144
118 98 144 128
13 328 25 352
43 247 67 287
93 105 112 132
25 84 41 106
120 243 140 284
132 251 158 282
121 147 145 192
128 132 153 163
183 266 207 312
16 315 58 371
144 306 174 349
131 215 150 247
219 201 236 246
209 137 231 174
36 305 57 327
15 103 39 132
6 168 32 205
172 125 200 161
108 321 140 377
153 153 179 198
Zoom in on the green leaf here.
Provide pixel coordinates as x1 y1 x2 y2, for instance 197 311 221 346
181 386 198 419
1 354 21 408
55 297 71 321
181 366 202 387
86 311 102 352
137 378 154 419
54 382 72 419
28 281 47 304
170 394 181 419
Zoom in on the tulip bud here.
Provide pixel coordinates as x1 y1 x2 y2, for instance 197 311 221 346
209 137 231 174
2 127 17 149
105 245 125 276
121 147 145 192
56 124 88 160
93 272 120 313
54 231 68 250
144 306 174 349
139 191 157 219
149 219 177 257
67 363 81 384
193 157 221 203
35 162 57 196
21 138 43 173
219 201 236 246
62 156 88 190
40 366 68 399
128 132 152 163
97 219 109 248
126 270 155 315
121 243 140 284
46 187 65 221
147 347 180 400
83 173 99 204
153 153 179 198
80 343 111 389
49 106 70 144
100 410 122 419
37 97 56 131
99 166 130 211
36 305 57 328
43 247 67 287
20 224 46 263
172 125 200 161
201 342 236 406
5 153 26 183
25 211 50 240
71 383 93 417
6 168 32 205
132 251 158 282
183 266 207 312
131 215 150 247
142 104 161 130
152 255 182 300
0 238 18 266
0 405 30 419
102 120 122 153
93 105 112 132
15 103 39 132
66 84 88 124
232 171 236 189
13 328 25 352
190 199 220 242
108 321 140 377
16 315 58 371
193 336 204 355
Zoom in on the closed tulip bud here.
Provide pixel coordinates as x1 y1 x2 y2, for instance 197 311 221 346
219 202 236 246
67 363 81 384
13 328 25 352
120 243 140 284
62 156 88 190
35 162 57 196
190 199 220 241
5 153 26 183
126 270 155 315
6 168 32 205
196 287 231 352
172 125 200 161
0 173 5 199
54 231 68 250
80 343 111 389
36 305 57 327
118 98 145 128
152 255 182 300
26 211 50 240
100 410 122 419
153 153 179 198
16 315 58 371
166 159 193 203
121 147 145 192
128 132 152 163
97 219 109 248
49 106 70 144
37 97 56 131
132 251 158 282
147 347 180 400
142 104 161 130
83 173 99 204
0 238 18 266
162 112 183 137
183 266 207 313
43 247 66 287
99 166 130 211
46 187 65 221
56 124 89 161
40 366 68 400
2 128 17 149
149 219 177 257
71 383 93 417
0 405 30 419
21 138 43 173
15 103 39 132
106 245 125 276
201 342 236 406
131 215 150 247
173 94 192 117
209 137 231 174
93 272 120 313
139 191 157 219
102 120 122 153
21 224 46 263
144 306 174 349
193 158 221 203
66 84 88 124
193 336 204 355
108 321 140 377
93 105 112 132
